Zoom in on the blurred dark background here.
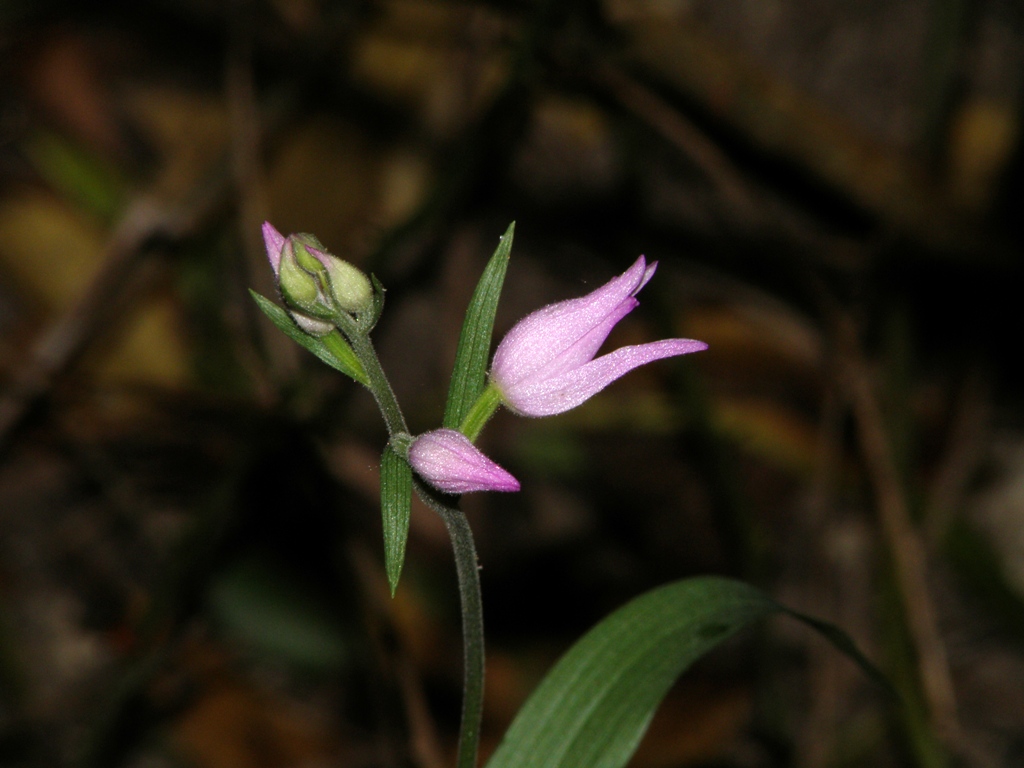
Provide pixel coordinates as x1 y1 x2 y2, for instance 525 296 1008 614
1 1 1023 766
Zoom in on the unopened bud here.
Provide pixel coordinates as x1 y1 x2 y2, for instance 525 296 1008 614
278 239 322 311
279 234 373 317
289 311 335 337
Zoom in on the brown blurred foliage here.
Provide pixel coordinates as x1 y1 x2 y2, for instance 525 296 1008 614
1 1 1023 767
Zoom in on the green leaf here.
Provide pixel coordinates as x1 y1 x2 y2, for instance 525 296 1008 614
381 444 413 596
366 274 387 332
23 132 126 221
250 290 368 385
208 555 349 672
486 576 889 768
443 222 514 430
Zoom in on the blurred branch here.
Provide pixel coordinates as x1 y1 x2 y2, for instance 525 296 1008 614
348 542 447 768
595 62 759 218
618 17 1002 255
225 0 297 395
919 0 973 165
592 59 869 276
795 385 849 768
0 189 225 455
0 67 307 456
834 314 963 755
924 370 990 547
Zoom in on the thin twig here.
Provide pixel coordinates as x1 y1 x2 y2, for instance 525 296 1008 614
795 385 846 768
225 0 297 392
924 370 990 546
595 62 759 218
0 196 199 454
594 61 869 274
0 73 303 456
347 541 448 768
834 315 962 748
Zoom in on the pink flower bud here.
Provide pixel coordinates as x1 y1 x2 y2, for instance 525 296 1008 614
262 221 286 275
490 256 707 416
408 429 519 494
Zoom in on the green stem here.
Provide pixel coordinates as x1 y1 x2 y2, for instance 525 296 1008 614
333 310 484 767
458 383 503 443
415 481 485 768
344 326 409 439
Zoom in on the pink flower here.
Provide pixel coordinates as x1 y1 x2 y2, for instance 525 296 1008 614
408 429 520 494
490 256 707 416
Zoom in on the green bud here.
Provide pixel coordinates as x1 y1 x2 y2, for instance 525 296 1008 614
278 240 321 311
292 234 328 274
290 234 374 315
324 258 373 314
275 233 374 321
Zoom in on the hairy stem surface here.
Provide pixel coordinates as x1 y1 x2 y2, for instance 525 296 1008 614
416 481 485 768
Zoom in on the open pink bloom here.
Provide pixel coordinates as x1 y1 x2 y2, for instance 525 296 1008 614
408 429 520 494
490 256 707 416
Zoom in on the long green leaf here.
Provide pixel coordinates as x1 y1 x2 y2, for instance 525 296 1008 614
24 132 126 220
380 444 413 596
250 290 367 384
486 576 889 768
443 222 514 430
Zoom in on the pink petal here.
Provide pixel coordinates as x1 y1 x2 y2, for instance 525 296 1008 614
408 429 520 494
502 338 708 417
637 260 658 293
262 221 286 275
513 297 638 388
491 257 651 387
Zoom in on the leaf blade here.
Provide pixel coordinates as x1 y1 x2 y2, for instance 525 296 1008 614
250 290 367 384
443 222 514 430
486 576 886 768
381 444 413 596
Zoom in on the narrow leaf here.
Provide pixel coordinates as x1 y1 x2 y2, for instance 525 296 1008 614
250 290 367 384
24 132 126 220
486 576 888 768
443 222 514 430
782 608 896 696
381 444 413 596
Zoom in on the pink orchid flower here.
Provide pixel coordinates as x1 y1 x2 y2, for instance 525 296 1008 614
490 256 707 417
408 429 520 494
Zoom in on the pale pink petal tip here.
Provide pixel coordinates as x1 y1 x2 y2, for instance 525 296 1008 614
262 221 286 274
408 429 520 495
490 255 707 417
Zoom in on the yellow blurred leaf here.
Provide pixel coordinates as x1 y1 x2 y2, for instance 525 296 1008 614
715 397 820 475
948 99 1018 211
92 295 189 388
266 118 380 256
0 192 188 387
121 85 229 199
0 193 106 310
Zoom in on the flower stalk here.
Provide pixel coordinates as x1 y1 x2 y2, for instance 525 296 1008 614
343 319 409 440
341 315 487 768
415 480 486 768
458 383 503 443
